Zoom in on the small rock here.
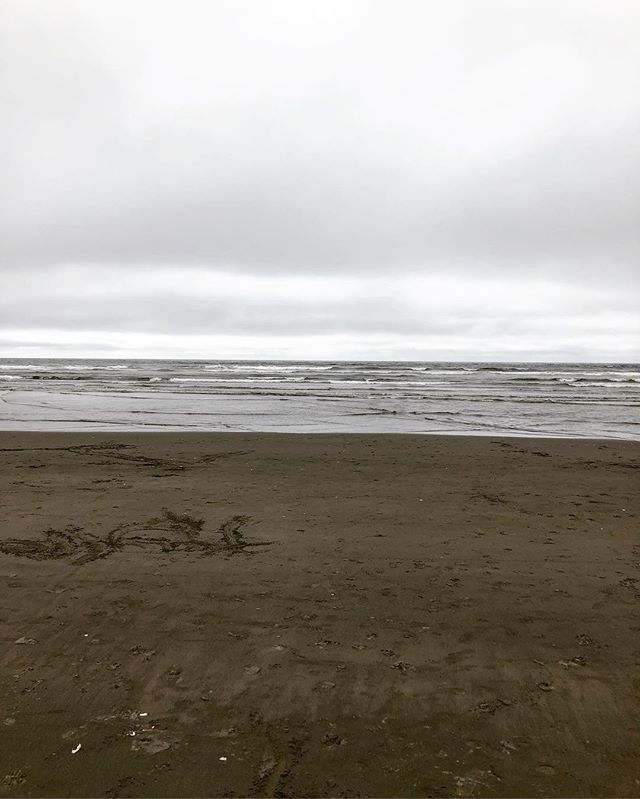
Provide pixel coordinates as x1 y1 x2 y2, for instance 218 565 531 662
244 665 261 676
14 637 37 645
537 681 555 692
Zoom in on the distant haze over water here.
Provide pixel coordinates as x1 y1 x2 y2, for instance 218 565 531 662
0 360 638 440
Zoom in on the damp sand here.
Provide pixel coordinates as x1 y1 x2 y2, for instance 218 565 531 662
1 432 639 797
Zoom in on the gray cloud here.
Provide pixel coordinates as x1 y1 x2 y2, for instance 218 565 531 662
2 265 637 361
1 0 639 358
0 288 469 336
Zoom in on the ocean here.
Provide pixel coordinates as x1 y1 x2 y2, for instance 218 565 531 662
0 359 638 440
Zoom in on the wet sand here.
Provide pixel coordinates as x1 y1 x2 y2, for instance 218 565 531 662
0 432 639 798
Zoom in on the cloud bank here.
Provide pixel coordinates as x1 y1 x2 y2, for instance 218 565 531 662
1 0 638 359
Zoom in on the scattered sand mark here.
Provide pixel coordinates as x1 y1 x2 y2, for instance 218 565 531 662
2 770 26 789
566 459 640 472
0 511 271 564
473 697 512 715
471 492 509 506
619 576 640 598
252 751 289 797
0 442 253 472
146 510 204 538
130 727 171 755
197 449 253 464
0 442 133 455
454 767 500 797
0 525 117 565
249 730 308 798
218 515 254 553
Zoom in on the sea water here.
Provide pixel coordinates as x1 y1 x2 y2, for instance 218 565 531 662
0 359 638 440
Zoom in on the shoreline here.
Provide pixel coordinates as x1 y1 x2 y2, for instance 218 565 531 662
1 432 639 796
1 427 638 442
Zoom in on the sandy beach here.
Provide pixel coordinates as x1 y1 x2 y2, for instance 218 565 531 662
0 432 638 798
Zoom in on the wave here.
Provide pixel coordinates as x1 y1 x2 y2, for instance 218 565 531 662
62 364 130 370
203 363 334 372
0 363 45 370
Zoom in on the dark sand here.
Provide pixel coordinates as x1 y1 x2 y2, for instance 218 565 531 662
0 433 639 798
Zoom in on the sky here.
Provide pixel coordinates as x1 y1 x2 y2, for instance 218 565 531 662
1 0 639 361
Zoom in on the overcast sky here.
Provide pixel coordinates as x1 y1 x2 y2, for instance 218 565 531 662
1 0 638 361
